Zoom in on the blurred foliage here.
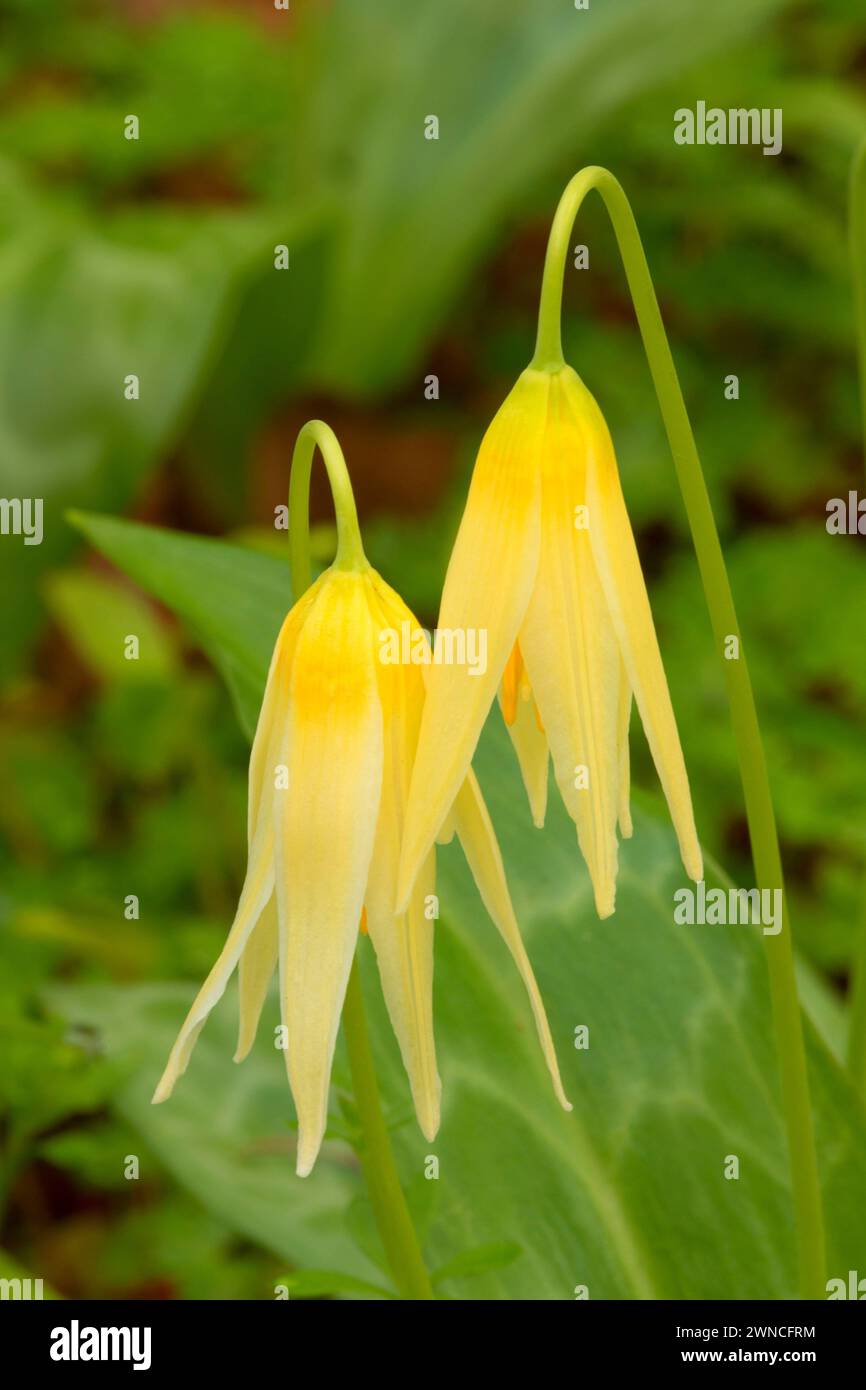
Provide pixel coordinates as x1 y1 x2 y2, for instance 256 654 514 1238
1 0 865 1298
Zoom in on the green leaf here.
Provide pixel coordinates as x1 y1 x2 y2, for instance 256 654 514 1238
654 527 866 971
0 157 277 675
277 1269 396 1301
431 1241 522 1285
43 569 177 683
305 0 788 393
61 510 866 1299
46 979 384 1290
67 511 291 736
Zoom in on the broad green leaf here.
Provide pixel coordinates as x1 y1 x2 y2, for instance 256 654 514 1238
0 156 280 675
43 570 177 683
47 979 384 1290
67 511 291 736
303 0 787 392
61 511 866 1299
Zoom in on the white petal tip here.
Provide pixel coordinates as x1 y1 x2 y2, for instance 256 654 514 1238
560 1098 574 1113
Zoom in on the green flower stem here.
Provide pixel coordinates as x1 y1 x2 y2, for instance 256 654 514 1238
287 420 434 1302
341 961 435 1300
846 136 866 1097
534 167 826 1300
288 419 368 588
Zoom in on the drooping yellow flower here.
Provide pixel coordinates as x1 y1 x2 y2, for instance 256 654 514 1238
153 559 570 1177
398 365 702 920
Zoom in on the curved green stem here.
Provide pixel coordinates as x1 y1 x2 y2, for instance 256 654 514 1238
534 167 826 1300
287 420 434 1301
288 419 367 593
846 136 866 1098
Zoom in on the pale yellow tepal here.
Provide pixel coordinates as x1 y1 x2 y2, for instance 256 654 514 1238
398 366 702 920
153 562 570 1177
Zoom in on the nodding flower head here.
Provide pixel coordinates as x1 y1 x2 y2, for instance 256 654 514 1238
154 500 569 1177
397 364 702 920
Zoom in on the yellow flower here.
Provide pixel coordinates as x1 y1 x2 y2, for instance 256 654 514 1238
153 560 570 1177
398 365 702 920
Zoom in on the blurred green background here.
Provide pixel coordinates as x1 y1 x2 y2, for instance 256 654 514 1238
1 0 865 1300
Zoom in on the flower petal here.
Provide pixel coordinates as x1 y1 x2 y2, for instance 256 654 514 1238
617 664 633 840
452 771 571 1112
519 374 620 918
246 580 324 842
152 816 275 1102
499 648 549 830
273 571 383 1177
366 852 440 1141
364 574 441 1139
234 600 312 1064
396 370 549 910
234 897 278 1064
581 376 702 881
152 599 304 1101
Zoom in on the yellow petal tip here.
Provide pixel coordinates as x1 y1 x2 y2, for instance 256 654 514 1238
685 848 703 882
295 1129 324 1179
